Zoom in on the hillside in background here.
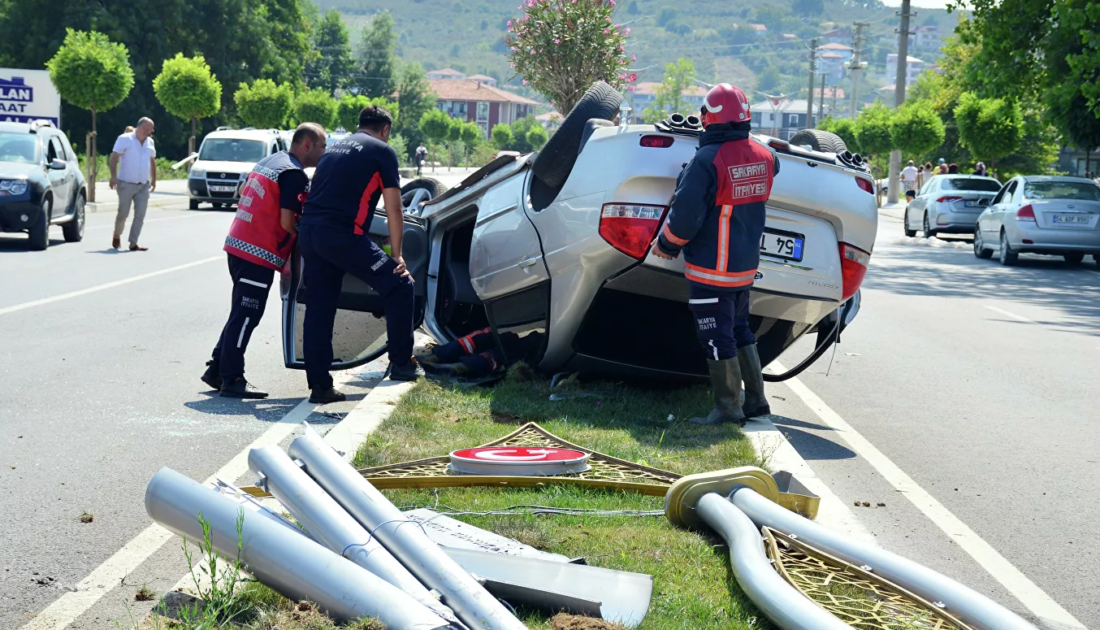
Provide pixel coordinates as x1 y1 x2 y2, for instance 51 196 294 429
318 0 960 110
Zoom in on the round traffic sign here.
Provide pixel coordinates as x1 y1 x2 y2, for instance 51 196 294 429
449 446 590 476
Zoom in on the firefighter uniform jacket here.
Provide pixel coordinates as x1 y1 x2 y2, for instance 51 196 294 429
657 127 780 291
223 151 305 270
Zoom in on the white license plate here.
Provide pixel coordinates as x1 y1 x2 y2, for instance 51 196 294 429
760 229 805 262
1052 214 1089 224
209 185 237 193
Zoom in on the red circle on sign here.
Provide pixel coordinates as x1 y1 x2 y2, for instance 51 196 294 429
452 447 587 462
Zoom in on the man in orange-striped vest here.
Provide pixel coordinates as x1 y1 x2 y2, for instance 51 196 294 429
651 83 780 425
200 123 326 398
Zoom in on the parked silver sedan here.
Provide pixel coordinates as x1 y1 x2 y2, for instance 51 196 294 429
974 175 1100 266
904 175 1003 238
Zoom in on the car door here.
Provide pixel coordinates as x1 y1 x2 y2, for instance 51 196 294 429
280 215 430 370
909 178 935 229
45 135 72 217
981 182 1010 238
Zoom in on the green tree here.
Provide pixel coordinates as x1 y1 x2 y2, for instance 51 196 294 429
509 115 541 153
889 100 945 162
394 63 437 156
336 94 399 132
357 10 397 98
627 0 640 14
526 125 549 150
955 92 1023 176
419 108 452 170
448 117 464 143
855 101 894 176
756 66 781 93
292 87 338 129
306 9 354 93
153 53 222 155
46 29 134 201
505 0 631 114
459 121 482 146
234 79 293 129
818 117 861 154
642 58 696 122
792 0 824 16
491 123 514 149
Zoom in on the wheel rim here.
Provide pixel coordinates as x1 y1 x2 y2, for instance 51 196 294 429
76 199 85 236
402 187 433 214
923 216 929 234
1000 233 1008 262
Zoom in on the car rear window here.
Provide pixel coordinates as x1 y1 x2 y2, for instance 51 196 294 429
0 132 40 163
1023 181 1100 201
940 178 1003 192
198 138 266 163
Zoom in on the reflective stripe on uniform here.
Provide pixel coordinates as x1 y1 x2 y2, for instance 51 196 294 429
662 224 689 246
688 297 719 304
685 263 757 288
225 236 286 269
716 204 733 271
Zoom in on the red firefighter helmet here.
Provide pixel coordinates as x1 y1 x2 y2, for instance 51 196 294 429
701 83 751 127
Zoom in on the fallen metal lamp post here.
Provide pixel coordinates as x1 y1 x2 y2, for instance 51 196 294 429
246 445 459 624
144 467 452 630
288 424 529 630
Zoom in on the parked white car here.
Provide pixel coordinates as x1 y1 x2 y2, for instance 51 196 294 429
280 83 878 382
187 128 288 210
904 175 1003 238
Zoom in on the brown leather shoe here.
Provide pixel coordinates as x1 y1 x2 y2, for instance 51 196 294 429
129 243 148 251
112 236 120 249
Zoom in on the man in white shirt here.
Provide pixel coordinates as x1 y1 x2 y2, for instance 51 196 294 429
109 117 157 251
901 159 919 202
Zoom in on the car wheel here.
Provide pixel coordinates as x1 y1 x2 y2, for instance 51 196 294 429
922 214 937 239
903 209 916 237
213 202 224 210
999 231 1018 266
530 81 622 190
788 129 848 153
62 194 85 243
1063 252 1084 265
401 178 447 214
189 199 200 210
28 198 50 251
973 229 992 259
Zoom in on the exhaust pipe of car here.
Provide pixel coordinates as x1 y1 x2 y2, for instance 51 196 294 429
144 467 453 630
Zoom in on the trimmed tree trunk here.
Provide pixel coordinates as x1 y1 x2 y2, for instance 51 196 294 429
87 109 98 203
189 115 197 157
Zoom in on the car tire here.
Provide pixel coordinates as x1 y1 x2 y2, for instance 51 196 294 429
28 198 50 251
189 199 200 210
213 202 224 210
401 177 447 213
999 230 1018 266
903 208 916 237
62 194 85 243
1063 252 1084 265
973 229 992 259
787 129 848 153
530 81 622 189
922 214 936 239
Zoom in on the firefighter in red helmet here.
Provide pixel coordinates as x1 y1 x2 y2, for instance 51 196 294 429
651 83 780 425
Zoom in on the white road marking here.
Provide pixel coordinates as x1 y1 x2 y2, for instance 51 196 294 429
772 360 1086 629
984 305 1036 324
0 257 221 317
18 374 357 630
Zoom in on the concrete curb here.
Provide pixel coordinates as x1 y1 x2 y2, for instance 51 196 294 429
86 195 188 214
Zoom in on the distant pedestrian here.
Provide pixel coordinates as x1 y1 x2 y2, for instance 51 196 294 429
901 160 919 202
124 125 134 133
974 162 987 177
948 163 959 174
108 117 156 251
939 163 949 175
415 142 427 177
924 161 935 178
916 164 925 189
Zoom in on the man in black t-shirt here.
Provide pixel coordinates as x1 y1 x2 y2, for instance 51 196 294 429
298 105 420 404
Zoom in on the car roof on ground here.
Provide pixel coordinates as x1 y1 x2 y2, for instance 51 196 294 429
1022 175 1098 184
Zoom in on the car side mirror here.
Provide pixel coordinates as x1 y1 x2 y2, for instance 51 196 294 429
48 158 67 170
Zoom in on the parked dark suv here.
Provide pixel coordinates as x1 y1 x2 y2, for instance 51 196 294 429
0 120 88 250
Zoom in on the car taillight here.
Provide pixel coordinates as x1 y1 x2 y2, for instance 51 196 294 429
640 135 674 148
768 139 790 152
1016 204 1036 222
599 203 668 259
855 178 874 194
936 196 962 203
839 243 870 301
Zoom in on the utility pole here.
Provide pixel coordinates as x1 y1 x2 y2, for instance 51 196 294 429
818 72 827 122
807 38 818 128
847 22 869 119
887 0 914 205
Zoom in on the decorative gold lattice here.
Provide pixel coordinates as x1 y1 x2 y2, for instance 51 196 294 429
764 528 973 630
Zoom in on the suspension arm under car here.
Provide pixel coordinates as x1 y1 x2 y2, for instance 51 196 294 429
763 291 859 382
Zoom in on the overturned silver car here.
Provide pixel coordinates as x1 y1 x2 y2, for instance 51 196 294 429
281 83 878 381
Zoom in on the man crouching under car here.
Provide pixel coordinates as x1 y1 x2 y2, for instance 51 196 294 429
650 83 779 426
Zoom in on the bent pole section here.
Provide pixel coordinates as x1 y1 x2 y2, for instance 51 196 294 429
289 424 529 630
246 445 458 624
730 487 1040 630
696 493 854 630
144 467 451 630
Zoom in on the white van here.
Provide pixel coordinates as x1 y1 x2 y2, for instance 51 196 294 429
187 128 287 210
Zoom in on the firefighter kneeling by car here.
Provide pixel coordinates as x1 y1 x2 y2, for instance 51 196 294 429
650 84 779 426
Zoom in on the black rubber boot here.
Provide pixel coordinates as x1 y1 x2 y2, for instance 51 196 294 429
220 377 268 399
692 358 747 426
739 344 771 419
309 387 347 404
200 360 222 391
389 361 425 382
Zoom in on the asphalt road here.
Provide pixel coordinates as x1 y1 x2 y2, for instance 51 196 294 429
768 209 1100 629
2 183 1095 629
0 169 474 629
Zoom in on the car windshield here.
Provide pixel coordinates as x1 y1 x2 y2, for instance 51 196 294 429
198 138 266 163
1023 181 1100 201
0 132 40 164
939 178 1002 192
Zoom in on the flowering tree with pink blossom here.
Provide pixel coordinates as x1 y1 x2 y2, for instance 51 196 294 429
504 0 633 114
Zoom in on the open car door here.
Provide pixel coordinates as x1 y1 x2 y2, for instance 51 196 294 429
280 216 429 370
